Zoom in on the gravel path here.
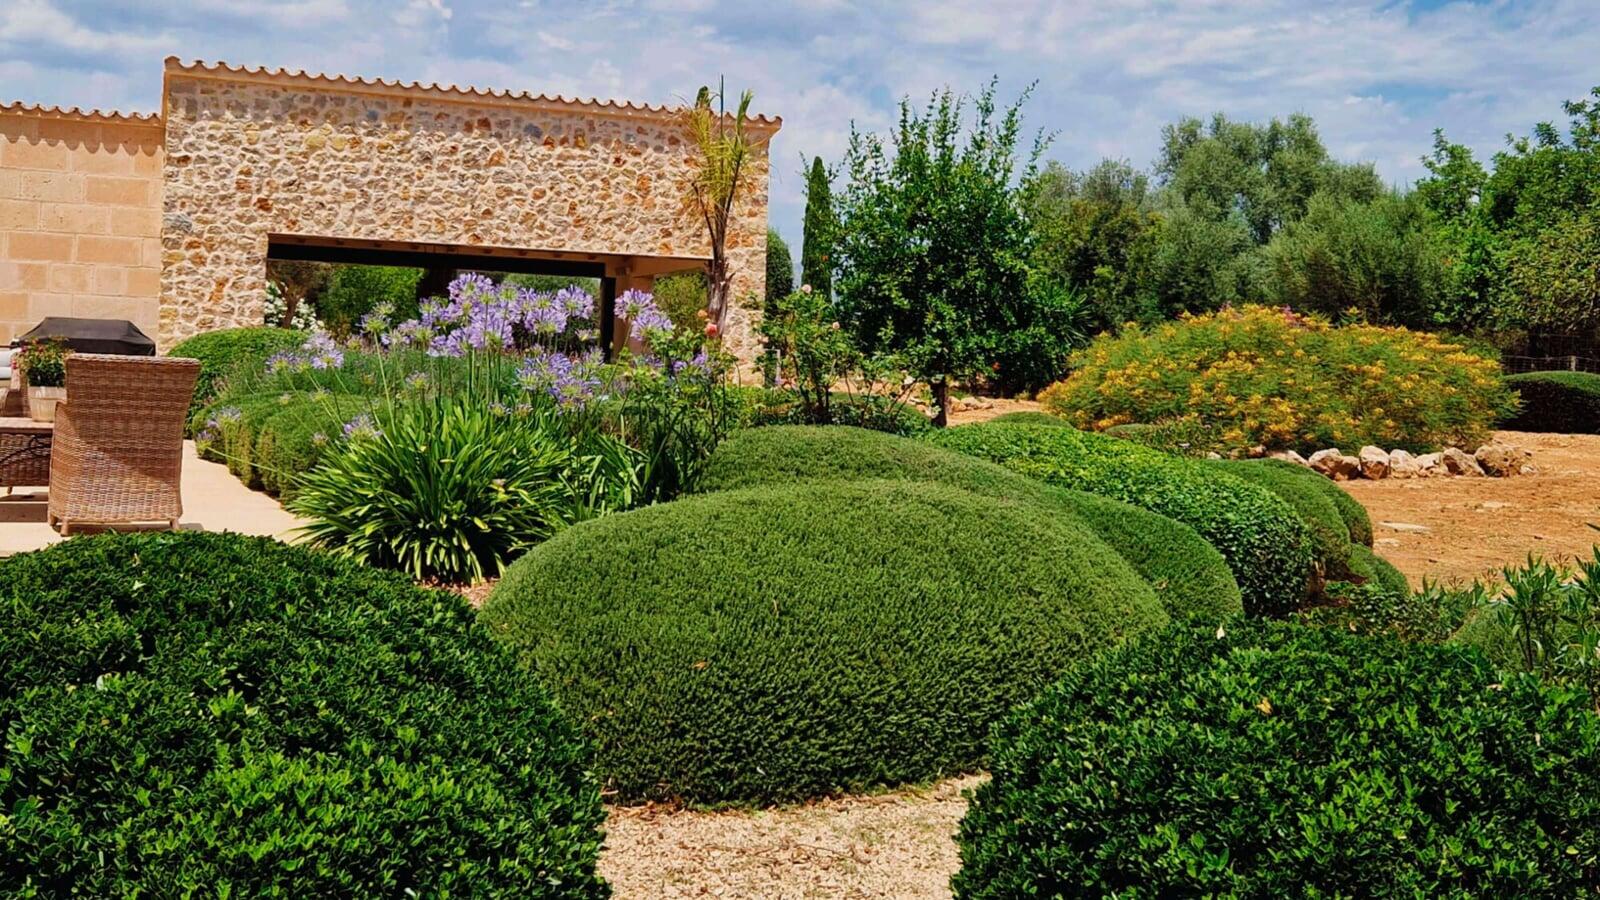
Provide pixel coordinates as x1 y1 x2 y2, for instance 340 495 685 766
599 776 983 899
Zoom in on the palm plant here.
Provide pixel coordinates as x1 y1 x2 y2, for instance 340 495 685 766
682 79 765 332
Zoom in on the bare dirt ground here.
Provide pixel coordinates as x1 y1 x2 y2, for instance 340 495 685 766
1339 430 1600 586
599 776 981 899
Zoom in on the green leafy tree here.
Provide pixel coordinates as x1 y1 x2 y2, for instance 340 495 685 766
1157 112 1383 245
834 81 1047 424
314 265 425 335
1501 209 1600 332
1025 159 1157 329
1262 191 1443 325
1133 201 1259 318
1414 132 1501 328
800 156 835 298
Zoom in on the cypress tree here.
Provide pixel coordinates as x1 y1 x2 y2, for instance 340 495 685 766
801 156 834 299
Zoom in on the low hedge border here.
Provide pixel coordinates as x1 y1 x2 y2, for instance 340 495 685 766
928 421 1313 616
699 426 1242 621
167 327 305 425
1503 370 1600 434
1203 458 1356 577
1347 543 1411 597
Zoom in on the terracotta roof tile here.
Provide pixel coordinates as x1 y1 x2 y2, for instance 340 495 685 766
0 100 161 125
164 58 782 127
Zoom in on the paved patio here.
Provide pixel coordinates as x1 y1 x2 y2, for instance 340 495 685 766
0 441 305 556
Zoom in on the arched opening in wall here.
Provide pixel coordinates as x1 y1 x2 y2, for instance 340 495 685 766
264 234 650 359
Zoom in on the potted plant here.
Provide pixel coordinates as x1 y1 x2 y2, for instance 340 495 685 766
17 339 68 423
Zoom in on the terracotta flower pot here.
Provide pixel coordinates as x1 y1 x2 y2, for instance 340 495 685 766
27 386 65 423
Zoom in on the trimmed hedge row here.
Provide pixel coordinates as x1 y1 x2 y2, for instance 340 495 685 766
955 619 1600 897
699 426 1242 620
929 421 1313 616
1348 543 1411 597
167 326 304 423
1503 370 1600 434
1204 457 1356 577
0 533 606 897
483 479 1168 805
193 391 366 501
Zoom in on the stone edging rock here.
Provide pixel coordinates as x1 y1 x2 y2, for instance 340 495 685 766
1264 443 1537 480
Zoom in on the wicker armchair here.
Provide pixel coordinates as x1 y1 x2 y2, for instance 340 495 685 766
48 354 200 535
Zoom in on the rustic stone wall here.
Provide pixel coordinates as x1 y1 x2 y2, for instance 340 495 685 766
0 106 163 345
161 62 774 361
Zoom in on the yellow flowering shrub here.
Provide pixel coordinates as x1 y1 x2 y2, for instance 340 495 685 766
1040 306 1514 453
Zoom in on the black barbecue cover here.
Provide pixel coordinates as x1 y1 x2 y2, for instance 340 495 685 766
13 317 156 356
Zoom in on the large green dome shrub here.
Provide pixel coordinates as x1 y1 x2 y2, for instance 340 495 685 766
929 421 1313 616
0 533 606 897
700 425 1241 620
483 479 1167 805
955 619 1600 898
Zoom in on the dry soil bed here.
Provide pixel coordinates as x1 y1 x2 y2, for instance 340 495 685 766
1338 430 1600 586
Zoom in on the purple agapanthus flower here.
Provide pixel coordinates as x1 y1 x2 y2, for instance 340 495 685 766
616 289 672 340
301 332 345 370
342 413 380 440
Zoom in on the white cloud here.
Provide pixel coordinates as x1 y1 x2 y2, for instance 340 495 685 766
4 0 1600 240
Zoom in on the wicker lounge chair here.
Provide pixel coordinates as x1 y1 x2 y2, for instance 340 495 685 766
47 354 200 535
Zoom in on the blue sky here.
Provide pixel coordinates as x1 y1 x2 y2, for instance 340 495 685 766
5 0 1600 246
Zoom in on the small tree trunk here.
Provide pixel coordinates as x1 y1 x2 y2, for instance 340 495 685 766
281 290 303 327
932 379 949 428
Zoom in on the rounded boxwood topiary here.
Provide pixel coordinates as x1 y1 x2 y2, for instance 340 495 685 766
954 619 1600 898
929 421 1313 616
168 326 305 423
1347 542 1411 597
700 426 1242 620
483 479 1168 806
1204 457 1356 577
1504 370 1600 434
0 532 607 897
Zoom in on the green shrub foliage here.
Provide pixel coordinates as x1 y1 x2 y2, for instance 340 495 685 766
737 388 932 436
1347 542 1411 597
167 326 304 422
1204 458 1355 577
700 426 1241 620
0 533 607 897
1504 370 1600 434
954 619 1600 898
484 479 1167 805
929 421 1312 616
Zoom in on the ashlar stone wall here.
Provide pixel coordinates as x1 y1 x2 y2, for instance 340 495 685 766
0 105 164 345
161 61 775 360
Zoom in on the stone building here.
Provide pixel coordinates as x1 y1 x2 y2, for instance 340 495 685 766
1 58 779 360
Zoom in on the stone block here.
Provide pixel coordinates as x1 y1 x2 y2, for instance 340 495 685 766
40 203 107 234
84 175 152 207
48 264 91 293
75 235 142 265
15 172 84 203
0 198 38 230
2 138 71 172
6 231 75 261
